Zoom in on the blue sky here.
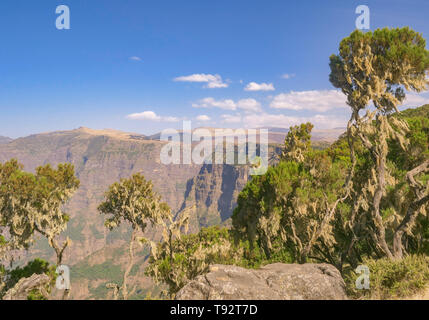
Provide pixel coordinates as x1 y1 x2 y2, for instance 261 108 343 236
1 0 429 138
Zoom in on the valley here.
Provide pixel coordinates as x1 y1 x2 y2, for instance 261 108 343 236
0 126 342 299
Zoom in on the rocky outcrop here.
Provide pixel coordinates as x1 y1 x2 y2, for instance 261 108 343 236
3 273 50 300
177 164 249 232
176 263 348 300
0 128 202 264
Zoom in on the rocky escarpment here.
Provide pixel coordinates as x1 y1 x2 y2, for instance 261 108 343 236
0 127 340 299
0 128 253 299
0 128 202 264
177 163 249 232
176 263 348 300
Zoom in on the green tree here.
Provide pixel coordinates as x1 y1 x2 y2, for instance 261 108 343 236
329 27 429 259
32 163 80 266
98 173 171 300
0 159 79 299
0 235 7 295
0 160 79 265
0 160 36 252
145 209 195 297
282 123 314 162
145 224 288 298
233 124 348 264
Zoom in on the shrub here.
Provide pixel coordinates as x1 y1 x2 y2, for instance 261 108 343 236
145 226 292 297
345 255 429 299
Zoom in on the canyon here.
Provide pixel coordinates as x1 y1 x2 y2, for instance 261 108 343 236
0 126 343 299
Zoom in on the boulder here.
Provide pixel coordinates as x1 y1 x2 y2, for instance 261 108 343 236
3 273 50 300
176 263 348 300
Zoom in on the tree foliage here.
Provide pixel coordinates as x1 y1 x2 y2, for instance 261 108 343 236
98 173 171 300
231 28 429 274
233 124 349 264
145 225 292 297
146 224 234 297
282 122 314 162
0 159 79 299
329 27 429 260
233 108 429 272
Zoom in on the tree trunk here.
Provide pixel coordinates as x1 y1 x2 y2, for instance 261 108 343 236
372 156 394 259
369 119 394 260
354 115 393 259
49 237 70 300
122 229 137 300
393 160 429 259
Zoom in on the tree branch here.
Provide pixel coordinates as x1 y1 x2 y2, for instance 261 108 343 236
393 160 429 259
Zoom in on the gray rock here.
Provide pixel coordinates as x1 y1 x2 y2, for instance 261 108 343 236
176 263 348 300
3 273 50 300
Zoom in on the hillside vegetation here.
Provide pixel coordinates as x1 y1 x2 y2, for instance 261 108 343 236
144 102 429 299
145 27 429 300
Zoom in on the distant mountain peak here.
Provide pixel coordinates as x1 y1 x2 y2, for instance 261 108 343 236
31 127 147 142
74 127 140 137
0 136 12 144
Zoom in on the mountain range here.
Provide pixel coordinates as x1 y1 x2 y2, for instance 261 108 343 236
0 126 343 299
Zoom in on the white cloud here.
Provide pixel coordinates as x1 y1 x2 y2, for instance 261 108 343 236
219 111 346 129
244 82 275 92
174 73 228 89
126 111 179 122
282 73 295 79
221 114 242 123
192 97 236 110
129 56 142 61
196 115 211 121
192 97 262 112
401 93 429 107
269 90 429 113
127 111 160 120
242 113 346 129
163 116 181 122
236 98 262 112
270 90 348 112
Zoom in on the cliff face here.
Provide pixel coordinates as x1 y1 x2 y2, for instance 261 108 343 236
177 164 249 232
0 127 340 299
0 128 254 299
0 128 202 264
